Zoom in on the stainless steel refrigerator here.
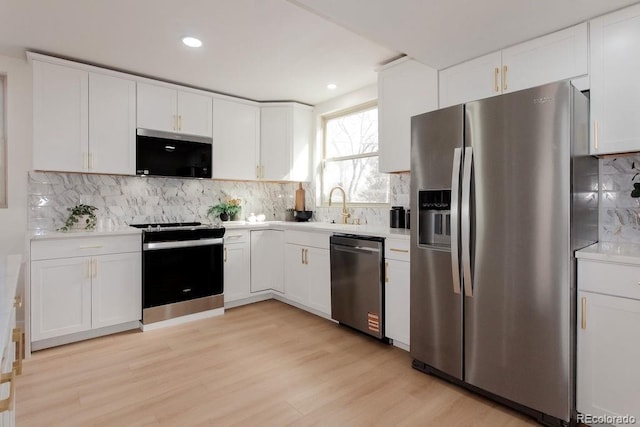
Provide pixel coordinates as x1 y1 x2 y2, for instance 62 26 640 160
410 81 598 425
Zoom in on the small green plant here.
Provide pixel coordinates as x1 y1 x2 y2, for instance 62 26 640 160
208 198 241 220
58 204 98 231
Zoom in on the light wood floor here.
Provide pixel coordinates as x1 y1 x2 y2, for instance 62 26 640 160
16 300 536 426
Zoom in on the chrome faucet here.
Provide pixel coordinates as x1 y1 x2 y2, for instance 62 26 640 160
328 186 350 224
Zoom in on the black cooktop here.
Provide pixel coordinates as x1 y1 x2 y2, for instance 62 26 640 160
130 222 225 242
130 222 203 229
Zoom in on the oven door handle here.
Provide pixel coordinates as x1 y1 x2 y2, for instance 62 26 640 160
144 238 224 251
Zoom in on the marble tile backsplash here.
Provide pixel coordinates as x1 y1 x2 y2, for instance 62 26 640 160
599 155 640 243
28 172 314 231
27 171 411 231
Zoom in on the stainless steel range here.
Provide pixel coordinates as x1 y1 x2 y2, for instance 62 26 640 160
130 222 225 325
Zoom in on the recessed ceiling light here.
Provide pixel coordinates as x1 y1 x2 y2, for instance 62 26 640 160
182 37 203 48
327 83 337 90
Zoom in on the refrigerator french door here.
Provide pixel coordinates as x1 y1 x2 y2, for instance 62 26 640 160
410 81 598 425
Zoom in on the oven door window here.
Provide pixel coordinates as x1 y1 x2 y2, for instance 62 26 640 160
143 244 223 308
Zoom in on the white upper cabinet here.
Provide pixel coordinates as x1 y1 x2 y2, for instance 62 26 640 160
260 103 312 181
439 23 588 108
212 98 260 180
32 57 136 175
439 52 502 108
89 73 136 175
378 57 438 172
137 82 212 137
590 3 640 155
33 60 88 172
502 23 588 94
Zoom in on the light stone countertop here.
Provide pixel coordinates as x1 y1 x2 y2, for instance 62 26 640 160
0 255 22 357
29 227 142 240
576 242 640 266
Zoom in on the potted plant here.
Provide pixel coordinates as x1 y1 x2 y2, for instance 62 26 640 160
208 198 242 221
58 204 98 231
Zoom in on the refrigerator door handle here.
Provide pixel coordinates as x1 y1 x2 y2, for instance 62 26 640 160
461 146 473 297
450 147 463 295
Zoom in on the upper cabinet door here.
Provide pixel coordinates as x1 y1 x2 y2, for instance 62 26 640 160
89 73 136 175
260 106 292 181
177 91 213 137
212 98 260 180
590 3 640 155
33 60 88 172
378 58 438 172
136 82 177 133
439 52 502 108
502 23 588 94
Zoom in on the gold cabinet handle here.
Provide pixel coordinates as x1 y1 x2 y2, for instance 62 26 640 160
79 245 103 249
256 165 260 179
91 259 98 278
12 328 23 375
502 65 508 91
594 120 599 151
385 262 389 283
581 297 587 330
83 152 89 170
0 369 15 412
224 247 228 263
304 248 309 265
301 248 305 265
13 296 22 308
389 248 409 253
89 152 95 170
494 67 500 92
86 260 92 279
178 115 182 131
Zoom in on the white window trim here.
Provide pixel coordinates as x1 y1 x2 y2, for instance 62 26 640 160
320 101 389 207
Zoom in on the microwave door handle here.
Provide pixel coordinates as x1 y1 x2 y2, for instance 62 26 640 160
461 146 473 297
450 147 462 295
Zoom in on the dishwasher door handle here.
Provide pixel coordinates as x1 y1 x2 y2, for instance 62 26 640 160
333 245 380 255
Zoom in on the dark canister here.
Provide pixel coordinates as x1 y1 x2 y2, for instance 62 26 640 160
390 206 406 228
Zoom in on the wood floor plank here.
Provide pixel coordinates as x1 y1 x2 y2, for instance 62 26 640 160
16 300 536 426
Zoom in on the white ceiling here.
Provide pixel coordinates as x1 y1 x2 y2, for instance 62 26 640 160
292 0 640 70
0 0 397 105
1 1 639 105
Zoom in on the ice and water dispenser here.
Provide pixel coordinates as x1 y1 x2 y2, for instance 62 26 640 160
418 190 451 247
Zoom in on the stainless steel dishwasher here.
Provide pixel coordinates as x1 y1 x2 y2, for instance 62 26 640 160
330 234 385 339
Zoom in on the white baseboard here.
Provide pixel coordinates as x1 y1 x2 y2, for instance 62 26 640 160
31 321 141 351
224 293 273 309
140 308 225 331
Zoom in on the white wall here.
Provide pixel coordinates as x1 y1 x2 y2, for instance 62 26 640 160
0 54 31 257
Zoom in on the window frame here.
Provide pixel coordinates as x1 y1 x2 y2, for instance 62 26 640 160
320 101 390 207
0 74 6 209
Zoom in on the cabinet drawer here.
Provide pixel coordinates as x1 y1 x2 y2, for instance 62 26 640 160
31 235 141 260
578 260 640 300
285 230 330 250
224 230 249 244
385 239 410 262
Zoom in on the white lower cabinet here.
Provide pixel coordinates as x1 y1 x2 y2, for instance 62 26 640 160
284 238 331 317
250 230 284 293
30 235 141 346
577 259 640 426
223 231 251 303
385 239 410 348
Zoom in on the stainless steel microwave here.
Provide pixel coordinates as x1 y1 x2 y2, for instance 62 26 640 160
136 129 212 178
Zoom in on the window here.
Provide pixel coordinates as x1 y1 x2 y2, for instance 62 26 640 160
0 75 5 208
321 103 389 205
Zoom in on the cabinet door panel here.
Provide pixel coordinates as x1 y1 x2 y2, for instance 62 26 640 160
385 259 410 346
224 243 251 302
284 244 307 305
250 230 284 293
502 23 587 93
307 247 331 316
378 59 438 172
89 73 136 175
33 61 88 172
439 52 502 108
178 91 212 137
91 252 141 329
590 4 640 154
212 99 260 180
137 83 176 133
577 291 640 423
260 107 291 181
31 258 92 341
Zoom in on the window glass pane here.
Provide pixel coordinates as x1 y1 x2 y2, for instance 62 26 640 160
325 107 378 159
323 156 389 204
